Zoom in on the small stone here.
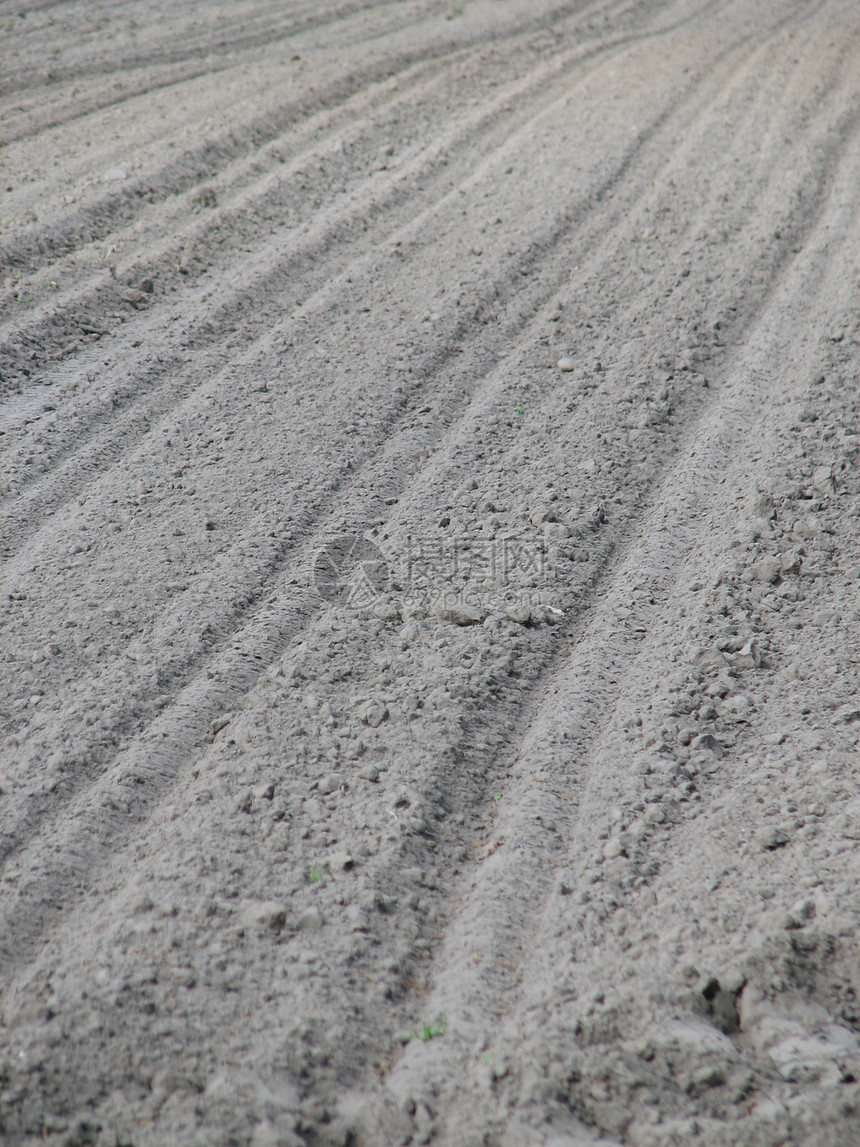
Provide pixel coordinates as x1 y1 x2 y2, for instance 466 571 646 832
254 783 275 801
327 850 354 872
358 763 380 782
303 797 324 821
791 929 819 953
757 825 790 851
250 1120 304 1147
644 805 665 825
729 640 764 670
780 551 802 575
241 901 286 934
435 603 485 626
692 647 728 672
121 289 149 308
602 836 624 860
178 243 197 272
752 557 781 584
722 694 752 718
691 1065 726 1091
358 700 388 727
346 904 370 931
792 518 819 540
691 732 724 757
812 465 834 494
373 601 401 623
506 603 533 625
102 166 127 182
317 773 341 796
785 897 816 928
557 356 577 371
297 906 324 931
747 517 773 540
751 1099 788 1122
414 1103 435 1136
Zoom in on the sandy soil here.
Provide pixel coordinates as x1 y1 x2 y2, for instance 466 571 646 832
3 0 860 1143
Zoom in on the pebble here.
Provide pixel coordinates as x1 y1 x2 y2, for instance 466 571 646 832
780 551 801 575
728 640 764 670
358 763 380 782
358 700 389 727
121 289 150 309
792 518 819 541
785 897 816 928
751 557 781 584
373 601 401 623
602 836 624 859
435 603 485 626
240 901 286 934
722 694 752 717
317 773 341 796
558 356 577 371
756 825 790 851
812 464 834 494
506 603 534 626
297 906 324 932
250 1120 303 1147
747 517 773 540
692 646 728 672
327 850 354 872
690 733 724 757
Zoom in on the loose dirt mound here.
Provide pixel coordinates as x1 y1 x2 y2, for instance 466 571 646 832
3 1 860 1144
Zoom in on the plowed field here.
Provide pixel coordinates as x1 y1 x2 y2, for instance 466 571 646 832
4 1 860 1144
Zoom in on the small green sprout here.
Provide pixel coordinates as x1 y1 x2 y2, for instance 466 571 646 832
514 404 524 416
410 1015 447 1042
493 793 502 802
307 864 324 884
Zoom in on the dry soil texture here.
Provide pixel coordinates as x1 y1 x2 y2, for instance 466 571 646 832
4 1 860 1144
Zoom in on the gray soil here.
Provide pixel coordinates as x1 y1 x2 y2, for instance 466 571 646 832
3 0 860 1144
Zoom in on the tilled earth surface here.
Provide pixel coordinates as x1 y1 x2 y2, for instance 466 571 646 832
4 1 860 1144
